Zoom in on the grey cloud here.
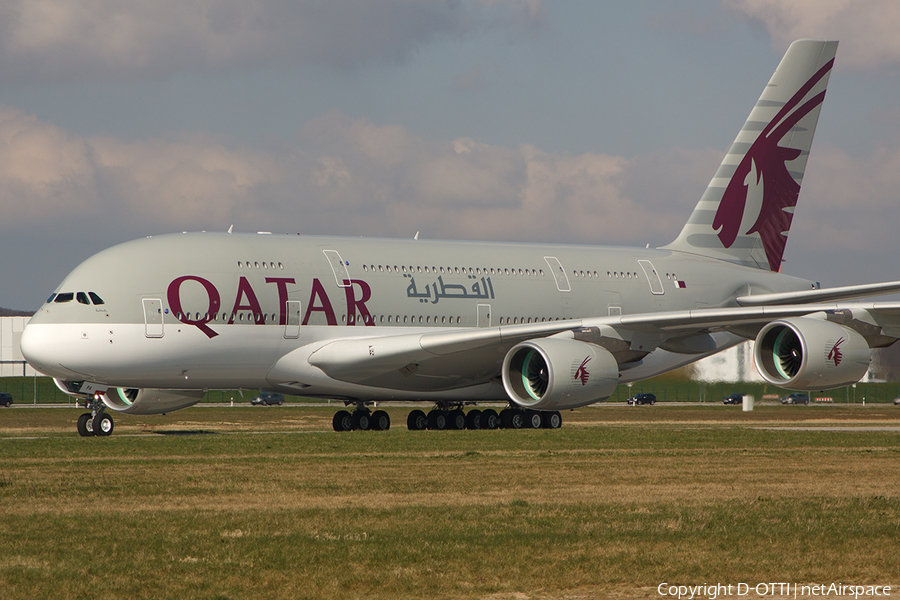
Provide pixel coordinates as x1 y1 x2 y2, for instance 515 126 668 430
726 0 900 69
0 0 544 83
5 105 899 309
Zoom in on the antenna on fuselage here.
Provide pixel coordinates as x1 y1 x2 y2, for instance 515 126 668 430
414 231 419 240
227 224 234 234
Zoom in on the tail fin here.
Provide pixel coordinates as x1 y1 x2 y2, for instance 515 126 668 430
663 39 838 271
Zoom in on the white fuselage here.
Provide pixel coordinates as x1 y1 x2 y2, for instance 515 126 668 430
21 232 814 403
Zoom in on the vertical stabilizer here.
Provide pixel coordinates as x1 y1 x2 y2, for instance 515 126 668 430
663 39 837 271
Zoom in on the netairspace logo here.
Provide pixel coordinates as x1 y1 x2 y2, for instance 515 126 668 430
657 582 892 599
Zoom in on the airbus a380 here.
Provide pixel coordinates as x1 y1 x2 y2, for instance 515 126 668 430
20 40 900 436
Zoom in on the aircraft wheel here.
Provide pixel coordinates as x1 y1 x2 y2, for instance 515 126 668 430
371 410 390 431
333 410 352 432
448 409 466 430
92 413 114 437
523 410 542 429
465 409 482 430
481 409 499 430
501 408 524 429
352 410 371 431
427 410 447 430
407 409 427 431
543 411 562 429
77 413 95 437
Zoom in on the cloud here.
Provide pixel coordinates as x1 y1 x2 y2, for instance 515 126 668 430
8 103 897 273
0 106 99 219
725 0 900 69
3 104 899 306
0 106 674 247
791 142 900 255
0 0 545 82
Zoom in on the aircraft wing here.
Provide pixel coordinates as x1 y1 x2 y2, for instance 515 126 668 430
304 301 900 387
736 280 900 306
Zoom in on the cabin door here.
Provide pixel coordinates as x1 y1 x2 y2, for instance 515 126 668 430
284 301 301 339
143 298 164 338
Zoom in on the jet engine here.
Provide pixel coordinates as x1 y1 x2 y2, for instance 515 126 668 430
101 388 206 415
502 338 619 410
754 317 870 390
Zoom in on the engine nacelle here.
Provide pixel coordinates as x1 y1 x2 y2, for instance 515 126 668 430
101 388 206 415
754 317 870 390
502 338 619 410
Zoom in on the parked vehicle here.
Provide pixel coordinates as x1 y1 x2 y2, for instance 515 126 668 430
0 392 11 407
781 393 810 405
723 393 744 405
251 392 285 406
626 393 656 405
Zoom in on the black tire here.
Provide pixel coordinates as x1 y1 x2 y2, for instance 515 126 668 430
92 413 114 437
352 410 371 431
500 408 524 429
371 410 390 431
465 409 482 430
481 409 499 430
524 410 542 429
543 410 562 429
407 409 427 431
448 409 466 430
427 410 447 430
3 400 10 408
333 410 352 432
77 413 94 437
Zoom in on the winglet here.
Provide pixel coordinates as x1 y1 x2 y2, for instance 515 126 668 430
663 40 838 271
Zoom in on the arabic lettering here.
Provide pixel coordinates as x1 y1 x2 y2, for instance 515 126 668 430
405 274 495 304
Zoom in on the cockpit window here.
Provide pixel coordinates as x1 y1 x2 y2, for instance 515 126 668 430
54 292 74 303
76 292 90 305
88 292 104 305
47 293 56 303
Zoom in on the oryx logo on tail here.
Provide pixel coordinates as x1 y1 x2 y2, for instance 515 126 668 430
713 59 834 272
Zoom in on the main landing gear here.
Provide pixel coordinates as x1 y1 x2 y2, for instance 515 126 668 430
330 401 562 432
332 401 391 432
405 404 562 431
76 394 114 437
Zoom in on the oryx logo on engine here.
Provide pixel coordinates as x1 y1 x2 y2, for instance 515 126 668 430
574 356 591 386
827 337 845 367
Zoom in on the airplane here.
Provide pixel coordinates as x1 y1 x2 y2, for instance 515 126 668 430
20 39 900 437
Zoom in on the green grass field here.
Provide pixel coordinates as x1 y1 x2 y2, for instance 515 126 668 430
1 404 899 599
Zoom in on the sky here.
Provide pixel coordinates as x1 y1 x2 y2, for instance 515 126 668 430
2 0 900 311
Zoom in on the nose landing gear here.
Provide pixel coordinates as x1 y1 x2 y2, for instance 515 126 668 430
76 394 114 437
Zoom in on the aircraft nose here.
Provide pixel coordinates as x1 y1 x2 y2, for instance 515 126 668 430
20 322 69 378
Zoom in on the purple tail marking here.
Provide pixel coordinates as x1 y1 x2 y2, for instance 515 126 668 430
712 59 834 271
